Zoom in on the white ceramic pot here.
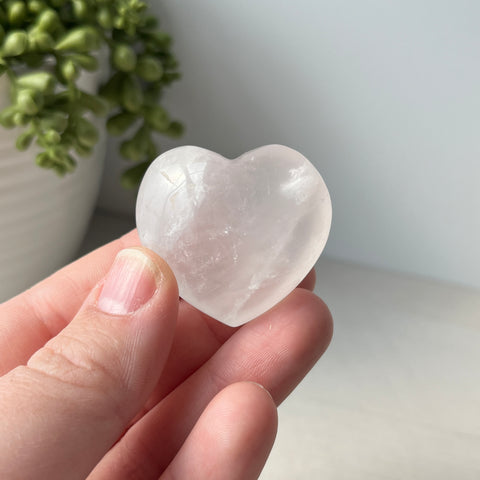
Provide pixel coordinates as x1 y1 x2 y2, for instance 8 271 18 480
0 71 106 302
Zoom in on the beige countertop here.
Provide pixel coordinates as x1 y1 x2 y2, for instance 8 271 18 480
82 211 480 479
263 259 480 479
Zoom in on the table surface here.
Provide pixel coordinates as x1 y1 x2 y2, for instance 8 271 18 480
82 211 480 480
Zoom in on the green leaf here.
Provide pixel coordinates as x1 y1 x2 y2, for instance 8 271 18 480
120 138 143 162
121 75 143 113
144 105 169 132
16 89 43 115
97 7 113 30
165 120 184 138
2 31 29 57
79 92 108 116
43 129 61 145
75 117 99 148
16 129 35 151
0 107 17 128
106 111 137 135
70 53 98 71
112 44 137 72
27 1 47 15
8 2 27 27
13 111 28 126
73 141 92 157
28 30 55 52
136 55 163 82
16 72 56 94
38 111 68 133
146 31 172 50
72 0 88 20
64 154 77 172
121 160 150 189
36 9 59 33
35 151 53 168
60 59 79 82
55 27 101 53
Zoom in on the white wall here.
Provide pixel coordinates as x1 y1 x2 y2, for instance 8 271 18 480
99 1 480 289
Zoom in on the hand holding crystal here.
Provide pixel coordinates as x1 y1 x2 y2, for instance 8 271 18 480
0 231 332 479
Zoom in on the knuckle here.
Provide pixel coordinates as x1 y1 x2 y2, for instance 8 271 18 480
26 331 128 422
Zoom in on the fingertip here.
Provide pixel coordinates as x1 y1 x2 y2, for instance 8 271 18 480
209 381 279 477
240 381 278 442
243 288 333 405
221 381 278 433
198 381 278 444
219 382 278 466
298 267 317 291
93 247 178 317
300 288 333 350
285 288 334 362
165 381 278 480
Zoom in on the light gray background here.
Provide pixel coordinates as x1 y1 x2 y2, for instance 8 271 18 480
98 1 480 289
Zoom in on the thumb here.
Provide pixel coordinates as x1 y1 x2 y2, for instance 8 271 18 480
0 247 178 480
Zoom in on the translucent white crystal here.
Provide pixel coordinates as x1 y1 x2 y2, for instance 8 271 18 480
136 145 332 326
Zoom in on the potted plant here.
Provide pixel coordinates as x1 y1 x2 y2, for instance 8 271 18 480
0 0 182 301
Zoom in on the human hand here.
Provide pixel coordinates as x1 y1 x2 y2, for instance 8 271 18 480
0 230 332 480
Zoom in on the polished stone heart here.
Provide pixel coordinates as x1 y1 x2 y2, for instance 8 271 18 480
136 145 332 326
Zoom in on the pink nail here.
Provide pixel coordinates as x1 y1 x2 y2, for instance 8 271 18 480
97 249 158 315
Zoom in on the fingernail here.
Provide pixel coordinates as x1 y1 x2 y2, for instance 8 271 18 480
247 381 274 401
97 249 159 315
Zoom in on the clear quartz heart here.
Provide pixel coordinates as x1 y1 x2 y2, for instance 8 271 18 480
136 145 332 326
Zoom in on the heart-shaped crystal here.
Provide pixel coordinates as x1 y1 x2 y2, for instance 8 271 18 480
136 145 332 326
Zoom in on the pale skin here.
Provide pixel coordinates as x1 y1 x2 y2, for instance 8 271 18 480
0 229 333 480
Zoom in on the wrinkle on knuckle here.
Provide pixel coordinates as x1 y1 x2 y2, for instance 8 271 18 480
26 333 130 422
32 333 110 382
